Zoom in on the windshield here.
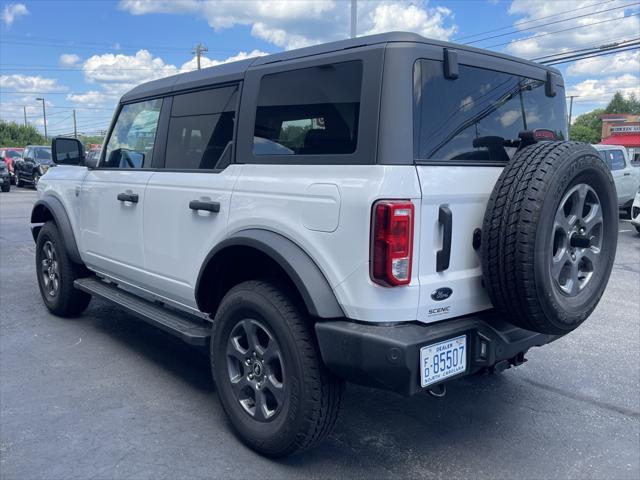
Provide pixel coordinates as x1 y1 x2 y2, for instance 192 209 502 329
6 150 22 159
35 148 52 163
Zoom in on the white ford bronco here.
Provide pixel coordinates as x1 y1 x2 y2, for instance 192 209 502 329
32 32 618 457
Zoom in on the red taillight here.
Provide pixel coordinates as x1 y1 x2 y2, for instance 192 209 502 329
370 200 414 286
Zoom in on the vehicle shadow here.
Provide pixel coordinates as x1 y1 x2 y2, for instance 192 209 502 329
83 297 533 474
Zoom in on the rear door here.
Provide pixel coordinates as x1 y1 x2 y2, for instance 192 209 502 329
142 85 243 307
413 58 567 322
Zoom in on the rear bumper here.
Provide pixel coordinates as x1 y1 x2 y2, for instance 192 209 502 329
315 313 558 396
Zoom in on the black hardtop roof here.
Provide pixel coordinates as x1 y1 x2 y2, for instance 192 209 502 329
121 31 560 103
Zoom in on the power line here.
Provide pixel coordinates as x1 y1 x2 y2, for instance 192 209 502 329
530 36 640 60
544 45 639 65
454 0 617 41
465 2 639 45
486 12 640 49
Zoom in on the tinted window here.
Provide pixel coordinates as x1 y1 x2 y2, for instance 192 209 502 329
414 60 567 163
253 61 362 156
165 86 237 170
35 148 52 163
6 150 22 159
608 149 626 170
103 99 162 169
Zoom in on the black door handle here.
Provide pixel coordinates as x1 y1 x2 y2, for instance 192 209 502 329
623 172 631 176
436 205 452 272
189 200 220 213
117 192 139 203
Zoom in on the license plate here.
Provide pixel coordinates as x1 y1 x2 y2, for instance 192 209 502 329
420 335 467 388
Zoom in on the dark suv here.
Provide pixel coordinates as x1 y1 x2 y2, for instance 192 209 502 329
15 146 52 187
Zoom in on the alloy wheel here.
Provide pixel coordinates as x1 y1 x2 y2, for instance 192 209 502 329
40 240 60 297
226 318 285 421
551 183 603 296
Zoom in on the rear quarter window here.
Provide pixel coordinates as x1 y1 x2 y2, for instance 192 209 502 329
413 59 567 165
253 61 362 156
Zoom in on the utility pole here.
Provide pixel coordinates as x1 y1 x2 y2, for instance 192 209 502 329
192 43 208 70
567 95 578 127
36 97 48 141
73 109 78 139
350 0 357 38
23 106 27 126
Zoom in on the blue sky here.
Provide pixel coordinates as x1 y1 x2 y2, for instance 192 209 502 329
1 0 639 137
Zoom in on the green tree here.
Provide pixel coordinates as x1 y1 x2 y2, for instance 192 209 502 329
0 121 45 147
605 91 640 114
569 108 604 143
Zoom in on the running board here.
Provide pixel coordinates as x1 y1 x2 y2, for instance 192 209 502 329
74 277 211 346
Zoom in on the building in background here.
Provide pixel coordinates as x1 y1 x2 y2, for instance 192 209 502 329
599 114 640 163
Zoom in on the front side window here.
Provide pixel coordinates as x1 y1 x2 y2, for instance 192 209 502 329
165 86 237 170
608 149 626 170
35 148 52 163
414 60 567 163
253 61 362 156
103 99 162 169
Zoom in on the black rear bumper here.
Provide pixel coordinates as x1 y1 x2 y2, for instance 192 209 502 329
315 313 557 396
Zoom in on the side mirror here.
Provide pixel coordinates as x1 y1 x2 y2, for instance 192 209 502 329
52 137 85 166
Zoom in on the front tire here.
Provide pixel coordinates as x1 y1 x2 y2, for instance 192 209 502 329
36 221 91 317
1 184 8 192
211 280 343 457
16 172 23 187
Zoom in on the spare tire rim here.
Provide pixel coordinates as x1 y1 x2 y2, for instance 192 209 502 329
40 240 60 297
551 183 603 297
226 319 285 422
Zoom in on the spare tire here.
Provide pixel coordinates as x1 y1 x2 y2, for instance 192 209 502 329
481 141 618 335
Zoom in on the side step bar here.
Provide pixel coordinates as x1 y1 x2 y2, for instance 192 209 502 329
74 277 211 346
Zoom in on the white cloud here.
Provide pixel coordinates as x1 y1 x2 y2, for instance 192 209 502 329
179 49 267 72
365 4 457 40
499 109 521 127
566 50 640 77
567 74 640 104
65 90 115 107
0 74 63 93
118 0 458 50
59 53 82 67
2 3 29 26
505 1 640 58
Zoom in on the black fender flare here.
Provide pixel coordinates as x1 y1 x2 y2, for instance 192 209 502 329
196 229 344 319
30 196 83 265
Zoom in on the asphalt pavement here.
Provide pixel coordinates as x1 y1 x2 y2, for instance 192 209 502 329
1 187 639 480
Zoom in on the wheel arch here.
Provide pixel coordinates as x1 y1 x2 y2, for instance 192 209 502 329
31 196 83 265
195 229 344 319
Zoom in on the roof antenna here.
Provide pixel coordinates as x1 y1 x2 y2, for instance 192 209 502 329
350 0 357 38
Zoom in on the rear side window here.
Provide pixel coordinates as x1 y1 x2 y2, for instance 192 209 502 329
253 61 362 156
414 60 567 164
165 85 237 170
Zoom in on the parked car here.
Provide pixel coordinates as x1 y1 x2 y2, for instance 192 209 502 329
0 147 24 184
33 32 618 457
593 144 640 215
14 146 52 188
631 190 640 233
0 161 10 192
85 148 101 166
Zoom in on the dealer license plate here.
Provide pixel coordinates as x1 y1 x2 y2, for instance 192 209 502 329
420 335 467 388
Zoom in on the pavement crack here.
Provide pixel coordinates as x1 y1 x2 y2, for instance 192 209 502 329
521 378 640 419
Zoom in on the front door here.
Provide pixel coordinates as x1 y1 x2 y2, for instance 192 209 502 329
80 98 162 287
141 86 242 307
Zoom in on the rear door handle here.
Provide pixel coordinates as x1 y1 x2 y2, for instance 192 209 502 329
436 205 452 272
117 192 139 203
189 200 220 213
623 172 631 176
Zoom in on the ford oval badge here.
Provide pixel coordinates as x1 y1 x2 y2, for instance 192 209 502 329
431 287 453 301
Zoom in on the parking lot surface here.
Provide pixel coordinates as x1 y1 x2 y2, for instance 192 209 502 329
1 187 639 480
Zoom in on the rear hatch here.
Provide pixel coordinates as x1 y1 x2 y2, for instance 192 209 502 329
413 57 567 323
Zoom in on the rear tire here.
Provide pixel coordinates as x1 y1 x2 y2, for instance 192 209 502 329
36 221 91 317
1 184 8 192
211 280 343 457
481 141 618 335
